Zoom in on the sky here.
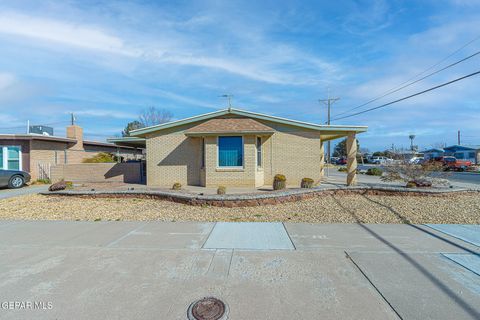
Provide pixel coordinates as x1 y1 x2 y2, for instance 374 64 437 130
0 0 479 151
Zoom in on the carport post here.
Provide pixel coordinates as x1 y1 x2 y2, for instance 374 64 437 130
320 138 325 179
346 132 357 186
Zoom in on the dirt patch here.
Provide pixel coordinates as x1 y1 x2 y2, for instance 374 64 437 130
1 193 479 224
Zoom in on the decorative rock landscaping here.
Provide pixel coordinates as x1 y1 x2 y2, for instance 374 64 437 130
40 185 477 207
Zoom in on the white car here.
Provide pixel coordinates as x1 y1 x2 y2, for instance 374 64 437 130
370 156 392 164
409 157 424 164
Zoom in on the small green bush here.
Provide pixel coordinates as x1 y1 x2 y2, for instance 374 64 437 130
273 174 286 190
172 182 182 190
33 178 51 185
217 186 226 195
301 177 314 188
65 181 74 189
338 167 348 172
366 168 383 176
82 152 116 163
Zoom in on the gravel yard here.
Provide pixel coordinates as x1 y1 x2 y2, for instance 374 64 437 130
0 193 479 224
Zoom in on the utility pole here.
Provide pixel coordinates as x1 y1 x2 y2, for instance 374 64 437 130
319 94 340 163
457 130 461 145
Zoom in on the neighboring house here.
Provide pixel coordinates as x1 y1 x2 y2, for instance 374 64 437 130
444 145 479 164
0 124 143 180
422 145 479 164
109 108 367 187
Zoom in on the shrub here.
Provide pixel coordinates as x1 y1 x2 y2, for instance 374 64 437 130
33 178 51 185
172 182 182 191
65 181 74 189
366 168 383 176
82 152 116 163
338 167 347 172
301 178 314 188
217 186 226 195
381 161 448 188
273 174 286 190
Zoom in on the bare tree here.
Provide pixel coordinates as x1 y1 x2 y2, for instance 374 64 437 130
381 160 450 187
138 107 173 127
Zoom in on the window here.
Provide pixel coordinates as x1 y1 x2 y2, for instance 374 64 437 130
468 152 475 159
256 137 262 167
454 152 464 159
218 136 243 167
1 146 21 170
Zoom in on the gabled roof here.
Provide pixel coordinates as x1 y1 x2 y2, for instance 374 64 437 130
129 108 368 137
184 118 275 136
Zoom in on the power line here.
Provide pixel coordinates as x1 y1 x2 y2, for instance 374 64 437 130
331 70 480 121
333 35 480 118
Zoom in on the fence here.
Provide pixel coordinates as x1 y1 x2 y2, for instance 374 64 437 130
37 163 51 180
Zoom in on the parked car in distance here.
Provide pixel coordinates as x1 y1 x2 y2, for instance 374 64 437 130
370 156 393 164
336 157 347 165
0 170 31 189
330 157 339 164
409 156 424 164
430 156 472 171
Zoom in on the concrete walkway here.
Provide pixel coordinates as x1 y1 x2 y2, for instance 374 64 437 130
0 185 49 200
0 221 478 319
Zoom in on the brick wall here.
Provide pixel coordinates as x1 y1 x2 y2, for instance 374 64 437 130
146 123 202 187
259 120 322 187
51 162 142 183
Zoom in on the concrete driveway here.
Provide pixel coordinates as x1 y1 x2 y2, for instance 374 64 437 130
0 221 478 319
0 185 49 200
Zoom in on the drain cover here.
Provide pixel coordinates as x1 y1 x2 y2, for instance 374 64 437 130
187 297 228 320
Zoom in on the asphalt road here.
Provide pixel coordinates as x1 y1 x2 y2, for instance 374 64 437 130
0 221 478 319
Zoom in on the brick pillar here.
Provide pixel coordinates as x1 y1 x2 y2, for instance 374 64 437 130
346 132 357 186
319 138 325 179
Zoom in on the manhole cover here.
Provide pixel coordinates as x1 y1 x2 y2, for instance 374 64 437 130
187 297 228 320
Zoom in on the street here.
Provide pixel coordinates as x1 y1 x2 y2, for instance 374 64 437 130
0 221 478 319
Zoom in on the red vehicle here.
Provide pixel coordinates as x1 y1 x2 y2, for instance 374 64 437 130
432 156 472 171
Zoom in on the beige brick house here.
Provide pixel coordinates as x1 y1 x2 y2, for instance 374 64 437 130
0 124 143 180
112 108 367 188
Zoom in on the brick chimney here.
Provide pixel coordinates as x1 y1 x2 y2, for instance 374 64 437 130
66 125 84 150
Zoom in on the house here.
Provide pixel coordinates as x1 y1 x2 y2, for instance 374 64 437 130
443 145 479 164
422 145 479 164
0 124 143 180
109 108 367 187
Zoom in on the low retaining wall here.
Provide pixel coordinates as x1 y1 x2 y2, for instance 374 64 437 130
42 186 478 207
50 162 142 183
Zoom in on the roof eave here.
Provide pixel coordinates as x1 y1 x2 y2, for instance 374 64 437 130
129 107 368 136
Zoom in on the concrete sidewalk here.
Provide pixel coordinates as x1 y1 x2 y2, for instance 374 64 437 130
0 221 478 319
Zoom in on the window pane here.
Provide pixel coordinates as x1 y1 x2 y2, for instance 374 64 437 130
8 146 20 160
218 136 243 166
0 147 3 169
8 160 19 170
